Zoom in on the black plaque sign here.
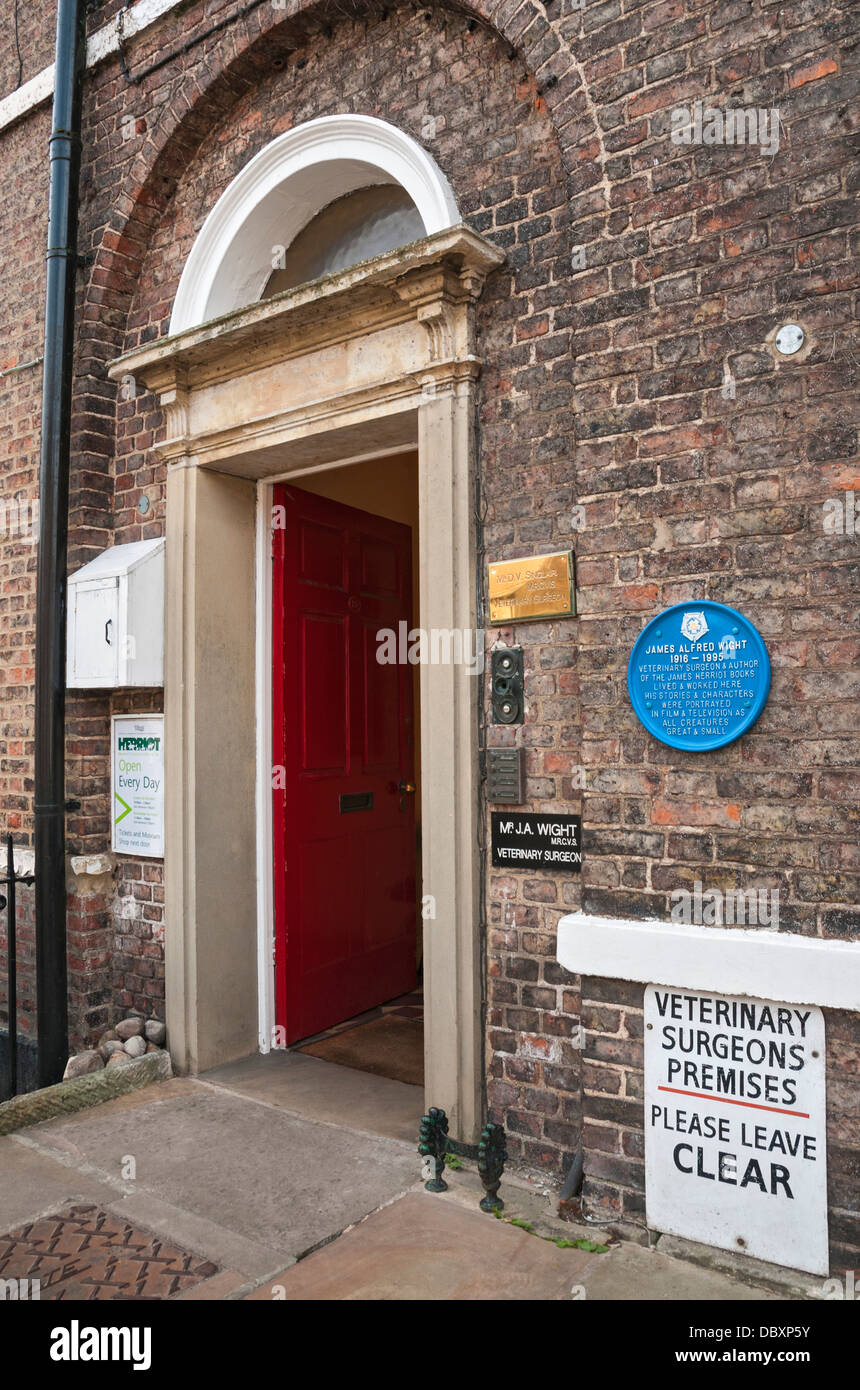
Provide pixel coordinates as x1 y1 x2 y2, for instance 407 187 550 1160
491 812 582 870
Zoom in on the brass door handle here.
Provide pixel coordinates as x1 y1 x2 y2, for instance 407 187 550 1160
398 781 417 794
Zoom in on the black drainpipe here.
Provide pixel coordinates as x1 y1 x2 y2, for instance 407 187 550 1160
34 0 86 1086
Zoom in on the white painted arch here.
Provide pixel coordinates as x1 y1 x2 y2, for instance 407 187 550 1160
170 114 460 333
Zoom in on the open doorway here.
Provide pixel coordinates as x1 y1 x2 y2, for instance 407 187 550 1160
119 220 493 1135
272 452 424 1088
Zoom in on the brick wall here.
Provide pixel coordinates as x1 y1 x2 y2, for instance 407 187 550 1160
0 0 57 94
483 0 858 1179
0 0 856 1242
0 103 50 844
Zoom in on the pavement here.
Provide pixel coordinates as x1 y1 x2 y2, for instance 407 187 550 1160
0 1052 819 1301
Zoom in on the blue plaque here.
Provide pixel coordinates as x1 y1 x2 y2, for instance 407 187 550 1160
627 601 770 751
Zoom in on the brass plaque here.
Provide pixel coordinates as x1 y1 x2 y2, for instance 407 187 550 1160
488 551 575 625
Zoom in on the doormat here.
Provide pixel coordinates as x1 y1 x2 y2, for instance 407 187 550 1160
0 1204 219 1300
299 1015 424 1088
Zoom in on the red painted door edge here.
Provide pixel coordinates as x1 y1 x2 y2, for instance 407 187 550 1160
272 485 288 1041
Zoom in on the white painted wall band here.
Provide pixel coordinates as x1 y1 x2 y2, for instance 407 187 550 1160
0 0 184 134
557 912 860 1011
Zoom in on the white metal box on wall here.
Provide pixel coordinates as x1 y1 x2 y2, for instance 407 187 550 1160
66 538 165 688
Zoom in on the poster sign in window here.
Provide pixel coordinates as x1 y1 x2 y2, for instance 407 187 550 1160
111 715 165 859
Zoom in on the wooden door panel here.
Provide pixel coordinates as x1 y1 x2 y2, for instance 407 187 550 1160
300 614 348 772
273 483 417 1043
359 534 401 597
298 519 347 588
361 622 403 770
297 838 352 972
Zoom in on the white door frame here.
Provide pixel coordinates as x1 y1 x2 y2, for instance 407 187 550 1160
109 226 504 1140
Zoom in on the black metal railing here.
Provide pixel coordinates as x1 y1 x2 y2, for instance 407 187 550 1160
0 834 36 1100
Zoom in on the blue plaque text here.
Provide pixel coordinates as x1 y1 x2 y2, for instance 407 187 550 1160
627 601 771 751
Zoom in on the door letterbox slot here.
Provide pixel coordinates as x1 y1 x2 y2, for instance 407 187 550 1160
339 792 374 813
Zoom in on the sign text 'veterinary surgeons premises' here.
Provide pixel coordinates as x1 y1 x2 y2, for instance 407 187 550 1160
645 985 827 1275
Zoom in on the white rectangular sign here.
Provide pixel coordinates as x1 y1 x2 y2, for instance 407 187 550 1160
645 985 828 1276
111 715 165 858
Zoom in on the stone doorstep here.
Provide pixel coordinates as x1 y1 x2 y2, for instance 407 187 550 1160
0 1064 822 1302
0 1050 173 1137
0 1130 804 1302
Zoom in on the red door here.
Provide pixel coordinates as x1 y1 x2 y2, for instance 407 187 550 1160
272 484 418 1043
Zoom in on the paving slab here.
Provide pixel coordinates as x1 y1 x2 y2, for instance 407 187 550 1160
104 1189 288 1283
176 1269 249 1300
202 1050 423 1144
21 1078 417 1261
0 1072 801 1302
0 1134 118 1229
0 1129 285 1288
246 1190 600 1300
579 1241 781 1302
